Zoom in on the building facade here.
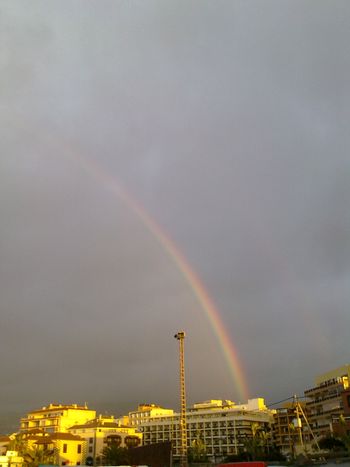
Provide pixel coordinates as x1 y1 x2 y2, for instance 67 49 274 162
20 404 96 434
272 403 313 456
35 432 85 466
304 364 350 439
69 415 142 465
129 399 274 462
0 451 23 467
128 404 175 427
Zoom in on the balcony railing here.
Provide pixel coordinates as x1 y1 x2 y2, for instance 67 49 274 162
306 393 342 405
305 379 344 394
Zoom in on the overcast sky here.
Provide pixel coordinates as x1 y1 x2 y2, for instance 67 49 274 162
1 1 350 432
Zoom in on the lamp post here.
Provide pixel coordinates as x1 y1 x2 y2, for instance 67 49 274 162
174 331 187 467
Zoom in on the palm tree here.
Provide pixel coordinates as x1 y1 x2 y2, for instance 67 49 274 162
188 434 208 463
8 433 27 454
8 433 54 467
102 445 130 466
242 423 266 460
339 415 350 453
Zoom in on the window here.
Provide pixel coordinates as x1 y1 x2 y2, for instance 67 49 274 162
89 447 93 453
347 395 350 407
63 444 67 454
89 438 93 444
77 444 82 454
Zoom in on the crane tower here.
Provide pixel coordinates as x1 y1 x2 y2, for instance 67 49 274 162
174 331 187 467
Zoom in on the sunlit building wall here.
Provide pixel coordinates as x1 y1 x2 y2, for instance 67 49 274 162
129 399 273 461
304 364 350 438
35 432 85 466
128 404 175 427
0 451 23 467
19 404 96 434
68 415 142 464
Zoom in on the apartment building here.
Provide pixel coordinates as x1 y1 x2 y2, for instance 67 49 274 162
19 403 96 434
129 398 273 462
68 415 142 464
273 403 313 456
304 364 350 439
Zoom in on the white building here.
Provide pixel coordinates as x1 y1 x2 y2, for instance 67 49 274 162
69 415 142 464
0 451 23 467
128 399 274 462
128 404 175 428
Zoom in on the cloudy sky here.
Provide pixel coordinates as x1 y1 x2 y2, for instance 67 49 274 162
1 1 350 431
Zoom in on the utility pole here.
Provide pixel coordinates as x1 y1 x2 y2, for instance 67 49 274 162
174 331 187 467
294 396 322 455
294 395 304 452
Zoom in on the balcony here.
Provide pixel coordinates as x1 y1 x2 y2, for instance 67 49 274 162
305 379 344 395
306 393 342 405
309 406 342 417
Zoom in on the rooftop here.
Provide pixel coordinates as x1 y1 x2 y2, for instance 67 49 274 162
35 433 83 444
28 403 91 414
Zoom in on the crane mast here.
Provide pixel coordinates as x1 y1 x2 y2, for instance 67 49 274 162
174 331 187 467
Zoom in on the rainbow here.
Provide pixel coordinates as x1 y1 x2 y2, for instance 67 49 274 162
4 114 249 401
72 153 250 402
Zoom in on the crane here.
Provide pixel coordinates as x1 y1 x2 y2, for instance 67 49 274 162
174 331 187 467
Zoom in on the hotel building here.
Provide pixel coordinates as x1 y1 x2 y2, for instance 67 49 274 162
128 399 274 461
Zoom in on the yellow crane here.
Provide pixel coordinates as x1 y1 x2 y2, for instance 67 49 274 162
174 331 187 467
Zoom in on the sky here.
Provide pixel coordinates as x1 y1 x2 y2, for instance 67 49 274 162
1 1 350 433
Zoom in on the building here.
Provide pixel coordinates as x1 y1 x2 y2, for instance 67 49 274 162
68 415 142 465
330 387 350 438
304 364 350 439
0 451 23 467
20 403 96 434
18 403 95 466
128 404 175 427
273 402 313 456
129 399 274 462
35 432 85 466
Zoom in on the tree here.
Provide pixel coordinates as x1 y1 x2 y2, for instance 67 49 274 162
8 433 27 453
187 436 208 463
23 446 55 467
102 445 130 466
241 423 266 460
338 414 350 453
318 436 345 452
8 433 54 467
